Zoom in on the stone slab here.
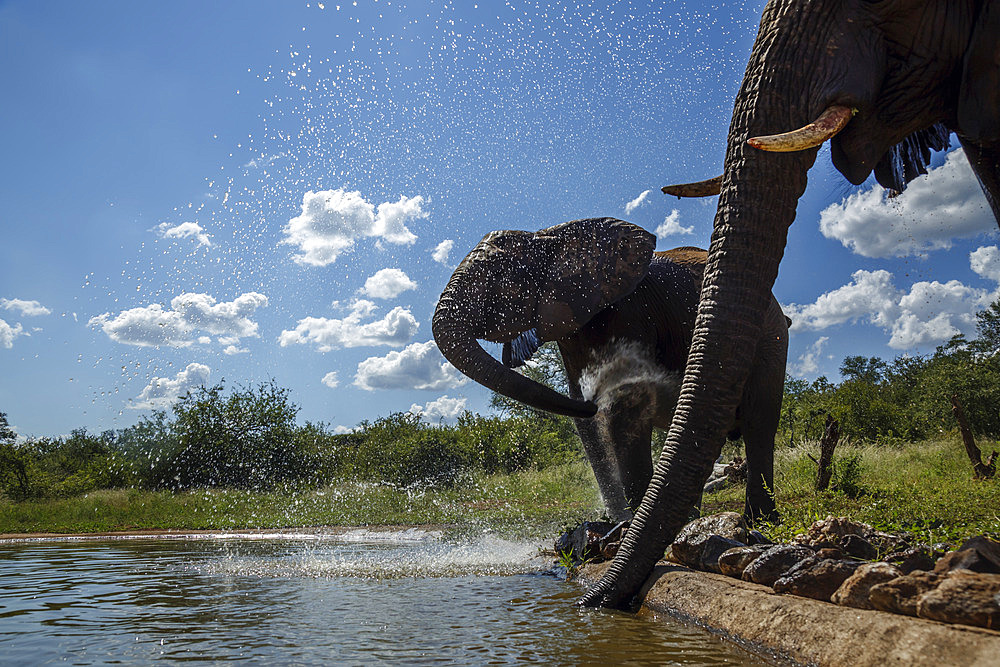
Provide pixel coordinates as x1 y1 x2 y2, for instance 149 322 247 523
580 561 1000 666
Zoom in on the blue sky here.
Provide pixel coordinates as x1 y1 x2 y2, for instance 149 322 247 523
2 0 997 438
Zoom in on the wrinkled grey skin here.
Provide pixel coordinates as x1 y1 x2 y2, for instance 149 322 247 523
582 0 1000 609
432 218 788 525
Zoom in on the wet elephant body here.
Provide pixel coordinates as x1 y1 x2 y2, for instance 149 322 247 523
433 218 788 526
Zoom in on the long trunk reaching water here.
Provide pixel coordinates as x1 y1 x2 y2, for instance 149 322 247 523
432 295 597 419
579 1 822 609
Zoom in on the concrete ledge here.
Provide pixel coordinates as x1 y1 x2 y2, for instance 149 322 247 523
580 561 1000 666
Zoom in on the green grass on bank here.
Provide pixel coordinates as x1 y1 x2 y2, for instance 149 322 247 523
706 438 1000 545
0 463 602 537
5 438 999 547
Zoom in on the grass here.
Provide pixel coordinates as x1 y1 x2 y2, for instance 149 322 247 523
5 438 999 547
705 437 1000 545
0 462 603 537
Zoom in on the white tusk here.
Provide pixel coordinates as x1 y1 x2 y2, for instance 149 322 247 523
747 105 857 152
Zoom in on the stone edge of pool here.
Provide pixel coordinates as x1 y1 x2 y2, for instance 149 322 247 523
579 561 1000 667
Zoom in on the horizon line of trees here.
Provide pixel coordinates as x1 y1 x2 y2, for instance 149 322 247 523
4 299 1000 502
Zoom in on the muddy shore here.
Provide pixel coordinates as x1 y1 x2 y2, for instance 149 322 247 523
580 561 1000 666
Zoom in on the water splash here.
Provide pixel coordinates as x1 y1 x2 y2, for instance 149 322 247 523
199 532 548 579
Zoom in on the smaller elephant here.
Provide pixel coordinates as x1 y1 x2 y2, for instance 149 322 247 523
433 217 788 523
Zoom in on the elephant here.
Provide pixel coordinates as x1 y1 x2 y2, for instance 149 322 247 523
432 217 789 524
582 0 1000 609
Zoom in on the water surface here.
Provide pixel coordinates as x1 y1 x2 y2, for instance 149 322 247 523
0 531 760 664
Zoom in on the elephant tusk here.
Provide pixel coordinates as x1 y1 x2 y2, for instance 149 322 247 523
747 105 857 152
661 175 723 198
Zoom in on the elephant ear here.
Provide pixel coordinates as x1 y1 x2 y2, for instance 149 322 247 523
502 329 542 369
531 217 656 340
958 0 1000 143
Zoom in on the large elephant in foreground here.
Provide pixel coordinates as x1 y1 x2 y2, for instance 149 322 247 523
432 218 788 524
582 0 1000 609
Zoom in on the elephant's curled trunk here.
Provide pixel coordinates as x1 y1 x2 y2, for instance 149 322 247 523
432 294 597 419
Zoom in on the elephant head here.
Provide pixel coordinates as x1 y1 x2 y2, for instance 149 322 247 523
583 0 1000 609
433 217 656 419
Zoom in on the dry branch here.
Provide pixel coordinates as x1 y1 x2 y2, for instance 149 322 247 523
815 415 840 491
950 394 997 480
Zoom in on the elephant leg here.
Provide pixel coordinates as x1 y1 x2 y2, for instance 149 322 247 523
739 304 787 524
573 414 631 521
598 383 657 516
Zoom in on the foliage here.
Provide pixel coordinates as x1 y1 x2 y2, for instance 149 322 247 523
779 298 1000 445
0 376 584 502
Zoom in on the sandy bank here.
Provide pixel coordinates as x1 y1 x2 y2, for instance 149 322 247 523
580 561 1000 666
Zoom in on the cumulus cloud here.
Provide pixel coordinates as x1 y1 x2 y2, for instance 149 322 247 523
783 246 1000 350
789 336 829 378
360 268 417 299
0 319 25 349
410 395 468 421
281 189 425 266
1 298 51 317
89 292 268 348
655 209 694 238
432 239 454 265
130 363 211 409
354 340 470 391
155 221 212 247
819 150 995 258
278 300 418 351
374 195 424 245
333 424 356 434
625 189 652 214
321 371 339 388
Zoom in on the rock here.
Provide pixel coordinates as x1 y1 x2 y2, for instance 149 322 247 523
815 547 846 560
718 545 774 579
699 535 751 573
840 534 877 560
742 545 815 587
933 536 1000 575
916 570 1000 629
869 571 942 617
671 512 749 569
703 458 747 494
554 520 619 564
747 530 773 546
832 562 903 609
773 558 863 601
792 516 908 555
882 546 939 575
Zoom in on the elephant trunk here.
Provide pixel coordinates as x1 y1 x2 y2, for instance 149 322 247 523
432 293 597 419
580 1 820 609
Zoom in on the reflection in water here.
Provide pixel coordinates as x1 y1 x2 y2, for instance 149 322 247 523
0 534 760 665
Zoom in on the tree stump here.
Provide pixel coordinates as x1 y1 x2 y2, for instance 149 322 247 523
950 394 997 480
815 415 840 491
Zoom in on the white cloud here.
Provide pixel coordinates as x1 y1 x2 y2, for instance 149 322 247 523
1 298 51 317
789 336 829 378
281 189 425 266
410 395 468 421
354 340 470 391
360 268 417 299
321 371 339 388
783 246 1000 350
374 195 424 245
155 221 212 247
819 150 995 258
278 299 418 351
783 270 900 333
0 318 25 349
223 345 249 355
655 209 694 238
89 292 268 348
130 363 211 409
333 424 355 435
625 189 652 214
432 239 454 265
